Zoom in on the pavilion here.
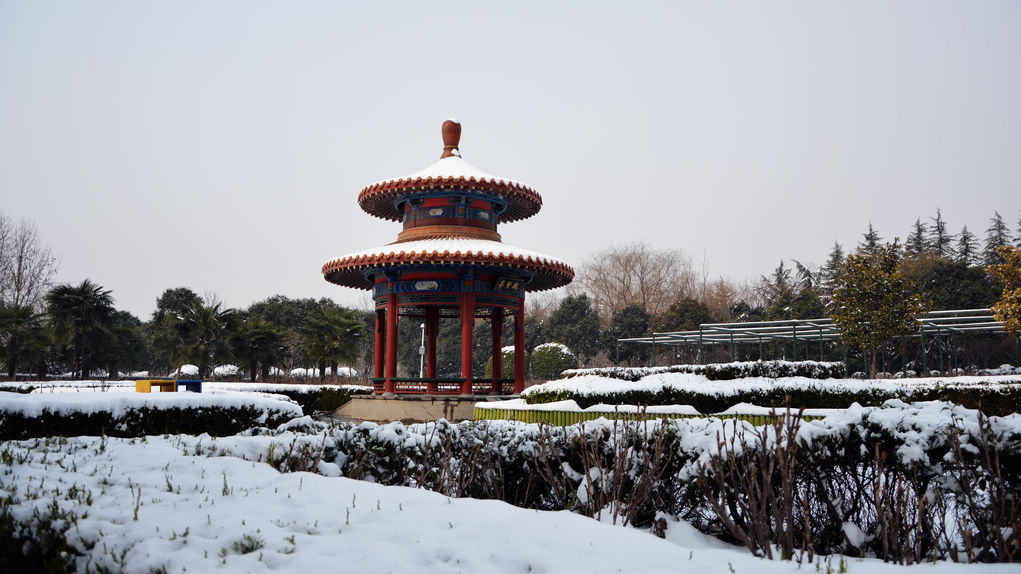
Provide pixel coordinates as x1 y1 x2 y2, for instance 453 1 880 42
323 121 573 394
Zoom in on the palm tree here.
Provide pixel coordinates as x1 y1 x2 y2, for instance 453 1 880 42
303 306 363 381
172 300 237 379
0 304 48 378
232 317 288 381
45 280 115 378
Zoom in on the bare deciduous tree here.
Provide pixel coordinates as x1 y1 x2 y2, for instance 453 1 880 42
574 242 697 323
0 213 59 309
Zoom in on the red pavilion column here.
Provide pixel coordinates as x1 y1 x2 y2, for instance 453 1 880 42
491 307 503 393
514 298 526 394
374 309 384 380
460 285 475 395
384 283 398 394
425 306 438 391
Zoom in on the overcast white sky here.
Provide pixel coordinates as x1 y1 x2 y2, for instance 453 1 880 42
2 1 1019 319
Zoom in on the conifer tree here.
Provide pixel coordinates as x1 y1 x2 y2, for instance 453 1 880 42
858 223 882 255
927 209 955 259
905 218 928 255
983 211 1011 266
818 241 845 306
956 225 979 266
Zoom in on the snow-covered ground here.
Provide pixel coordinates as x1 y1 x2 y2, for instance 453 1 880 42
2 380 1018 572
3 431 1015 574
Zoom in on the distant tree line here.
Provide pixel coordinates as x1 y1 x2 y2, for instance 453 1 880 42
2 209 1020 380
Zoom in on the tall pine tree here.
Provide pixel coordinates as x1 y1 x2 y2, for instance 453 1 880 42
956 225 979 266
905 218 928 255
858 223 882 255
927 208 955 259
984 211 1012 266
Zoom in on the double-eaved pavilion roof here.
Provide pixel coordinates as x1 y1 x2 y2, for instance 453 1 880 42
322 238 574 292
618 308 1008 346
322 120 574 292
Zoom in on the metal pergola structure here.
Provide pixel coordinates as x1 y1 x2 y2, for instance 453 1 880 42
617 308 1009 375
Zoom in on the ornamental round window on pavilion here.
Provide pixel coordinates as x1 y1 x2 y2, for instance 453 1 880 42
323 120 573 396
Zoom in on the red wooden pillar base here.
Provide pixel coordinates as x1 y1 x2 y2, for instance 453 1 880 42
514 298 526 394
384 286 398 394
426 306 438 392
460 288 475 395
374 309 384 381
491 307 503 393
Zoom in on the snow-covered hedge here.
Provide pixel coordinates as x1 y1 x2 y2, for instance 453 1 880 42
0 393 303 440
219 400 1019 561
561 360 845 382
530 342 578 380
521 373 1021 415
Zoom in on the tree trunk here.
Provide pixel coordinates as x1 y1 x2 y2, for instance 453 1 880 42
869 349 877 379
249 360 257 382
318 360 326 381
74 335 82 379
330 361 339 382
7 357 15 379
35 357 47 381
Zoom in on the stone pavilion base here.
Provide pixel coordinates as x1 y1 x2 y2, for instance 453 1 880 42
333 394 518 424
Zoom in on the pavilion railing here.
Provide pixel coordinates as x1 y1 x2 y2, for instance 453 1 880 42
370 377 516 395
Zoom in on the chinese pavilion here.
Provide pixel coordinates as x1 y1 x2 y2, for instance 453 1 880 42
322 120 574 395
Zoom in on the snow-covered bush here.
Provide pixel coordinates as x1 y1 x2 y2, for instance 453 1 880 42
213 364 239 379
484 346 516 379
0 393 302 440
521 372 1021 415
230 400 1020 562
561 360 846 382
530 343 578 380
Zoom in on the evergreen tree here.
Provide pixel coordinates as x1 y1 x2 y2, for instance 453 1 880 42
604 303 650 366
303 306 363 380
0 305 48 377
652 298 713 332
818 241 845 304
831 241 928 378
147 287 203 374
927 208 955 259
989 245 1021 336
905 218 928 256
983 211 1011 266
171 299 237 379
45 279 116 379
232 317 288 381
955 225 979 266
545 294 601 365
92 310 147 378
858 223 882 255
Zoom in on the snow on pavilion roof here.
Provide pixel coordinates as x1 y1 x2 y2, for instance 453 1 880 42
358 155 543 223
322 238 574 292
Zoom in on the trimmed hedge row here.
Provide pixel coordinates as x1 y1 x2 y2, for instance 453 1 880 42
522 382 1021 416
561 360 845 382
244 402 1020 561
269 387 371 413
0 404 300 441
